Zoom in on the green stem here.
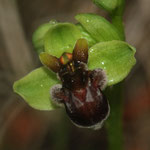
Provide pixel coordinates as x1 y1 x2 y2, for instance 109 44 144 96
106 0 125 150
105 83 123 150
111 0 125 40
111 15 125 41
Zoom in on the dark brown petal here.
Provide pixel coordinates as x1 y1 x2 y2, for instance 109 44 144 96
73 38 88 63
40 52 60 73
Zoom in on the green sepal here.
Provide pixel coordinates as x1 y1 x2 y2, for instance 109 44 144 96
44 23 82 57
13 67 60 110
75 13 122 42
88 40 136 86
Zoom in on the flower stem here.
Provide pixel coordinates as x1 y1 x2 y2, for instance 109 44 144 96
111 15 125 41
106 0 125 150
111 0 125 40
105 83 123 150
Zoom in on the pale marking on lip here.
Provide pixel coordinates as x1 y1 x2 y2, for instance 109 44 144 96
72 93 84 108
86 87 94 102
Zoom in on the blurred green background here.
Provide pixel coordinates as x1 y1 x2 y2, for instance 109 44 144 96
0 0 150 150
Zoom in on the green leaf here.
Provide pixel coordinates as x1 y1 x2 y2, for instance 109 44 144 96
13 67 60 110
32 21 57 54
92 0 118 12
44 23 82 57
76 23 96 47
75 13 122 42
88 40 136 86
